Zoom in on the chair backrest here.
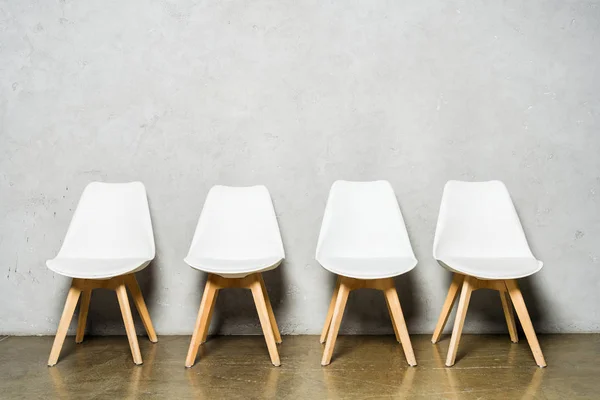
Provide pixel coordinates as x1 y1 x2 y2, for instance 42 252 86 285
187 185 285 260
316 180 416 260
433 180 535 259
57 182 155 259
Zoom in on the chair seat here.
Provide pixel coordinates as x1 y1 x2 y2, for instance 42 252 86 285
318 257 417 280
437 257 543 280
46 257 151 279
184 256 283 278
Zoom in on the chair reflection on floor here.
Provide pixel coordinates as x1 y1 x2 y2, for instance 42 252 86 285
431 343 545 399
48 367 68 400
186 358 281 399
48 339 158 400
126 342 157 400
323 362 415 399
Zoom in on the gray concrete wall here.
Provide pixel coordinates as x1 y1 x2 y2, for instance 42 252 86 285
1 0 599 336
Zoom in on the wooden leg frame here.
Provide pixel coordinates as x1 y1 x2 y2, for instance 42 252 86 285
320 276 416 367
48 274 157 367
431 273 546 367
185 273 282 368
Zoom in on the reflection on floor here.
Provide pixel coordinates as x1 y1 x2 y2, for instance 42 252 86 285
0 334 598 399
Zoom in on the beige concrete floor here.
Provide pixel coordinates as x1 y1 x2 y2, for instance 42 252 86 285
0 334 598 399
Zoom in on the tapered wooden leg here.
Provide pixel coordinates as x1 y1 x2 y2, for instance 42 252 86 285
48 285 82 366
384 285 417 366
505 280 546 367
446 276 474 367
320 277 341 344
500 290 518 343
432 274 464 344
75 289 91 344
199 286 219 345
250 277 281 366
125 275 158 343
259 274 282 344
185 277 219 367
384 293 401 342
321 280 350 366
115 283 143 365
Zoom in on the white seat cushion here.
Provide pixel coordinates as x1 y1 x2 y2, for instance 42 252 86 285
184 256 283 278
437 257 543 280
46 257 151 279
318 257 417 280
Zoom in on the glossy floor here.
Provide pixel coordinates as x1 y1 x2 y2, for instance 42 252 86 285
0 334 598 399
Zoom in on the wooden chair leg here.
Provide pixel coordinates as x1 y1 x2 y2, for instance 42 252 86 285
115 282 143 365
432 273 464 344
48 285 82 366
185 276 219 367
384 285 417 366
505 280 546 367
259 274 282 344
320 277 341 344
75 289 91 344
250 276 281 366
125 274 158 343
199 285 219 345
499 290 518 343
384 294 401 343
321 279 350 366
446 276 474 367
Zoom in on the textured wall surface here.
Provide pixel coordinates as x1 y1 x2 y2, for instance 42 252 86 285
1 0 599 336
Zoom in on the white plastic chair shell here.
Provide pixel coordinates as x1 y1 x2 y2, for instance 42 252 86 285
316 180 417 279
184 185 285 278
46 182 155 279
433 180 543 280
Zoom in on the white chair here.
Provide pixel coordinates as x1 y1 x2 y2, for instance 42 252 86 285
431 180 546 367
184 185 285 367
47 182 157 366
317 180 417 366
